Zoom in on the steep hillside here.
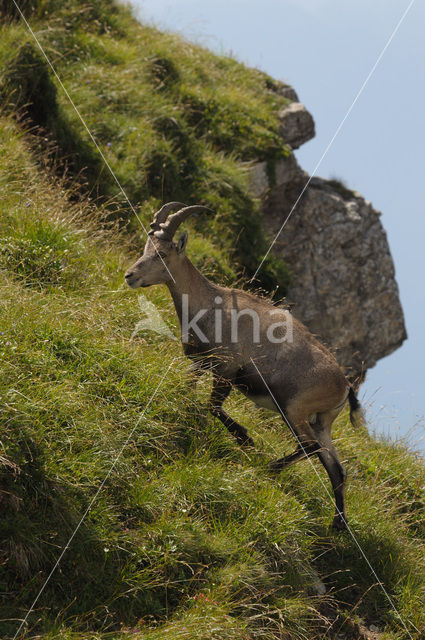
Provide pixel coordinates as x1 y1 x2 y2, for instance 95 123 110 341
0 0 407 380
0 0 294 296
1 2 425 640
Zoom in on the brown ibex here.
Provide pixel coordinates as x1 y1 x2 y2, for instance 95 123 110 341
125 202 362 530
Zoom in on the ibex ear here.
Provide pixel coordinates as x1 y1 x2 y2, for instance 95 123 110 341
176 231 188 254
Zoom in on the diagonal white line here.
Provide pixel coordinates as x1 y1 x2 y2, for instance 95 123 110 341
249 356 416 639
10 0 176 284
251 0 416 283
13 360 175 640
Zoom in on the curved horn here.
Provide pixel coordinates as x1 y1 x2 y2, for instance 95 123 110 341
154 205 213 240
148 201 187 235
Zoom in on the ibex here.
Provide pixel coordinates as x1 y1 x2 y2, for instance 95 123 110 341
125 202 362 530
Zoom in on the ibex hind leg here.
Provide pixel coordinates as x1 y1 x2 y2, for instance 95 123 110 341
270 403 348 531
312 410 348 531
269 418 320 472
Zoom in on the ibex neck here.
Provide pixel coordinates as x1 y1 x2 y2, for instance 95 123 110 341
167 256 218 325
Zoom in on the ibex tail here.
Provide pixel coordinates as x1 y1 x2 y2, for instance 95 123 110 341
348 386 364 428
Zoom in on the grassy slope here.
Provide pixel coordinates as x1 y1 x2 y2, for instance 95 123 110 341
0 0 292 296
0 4 425 640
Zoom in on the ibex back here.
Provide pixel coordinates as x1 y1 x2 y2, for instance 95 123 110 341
125 202 362 530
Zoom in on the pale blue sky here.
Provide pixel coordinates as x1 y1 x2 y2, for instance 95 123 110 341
133 0 425 451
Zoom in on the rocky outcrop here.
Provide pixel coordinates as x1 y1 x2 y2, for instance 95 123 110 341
277 102 315 149
250 129 406 379
264 80 315 149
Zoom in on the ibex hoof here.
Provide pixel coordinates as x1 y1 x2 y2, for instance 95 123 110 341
268 461 284 475
331 514 348 531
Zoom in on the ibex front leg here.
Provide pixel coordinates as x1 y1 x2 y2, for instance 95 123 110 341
209 374 254 447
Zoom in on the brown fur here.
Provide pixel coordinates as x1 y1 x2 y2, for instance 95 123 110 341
125 204 361 530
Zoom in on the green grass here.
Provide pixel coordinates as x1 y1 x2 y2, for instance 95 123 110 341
1 112 425 640
327 176 357 200
0 3 425 639
0 0 292 297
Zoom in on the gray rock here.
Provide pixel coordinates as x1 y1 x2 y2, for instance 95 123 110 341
265 79 299 102
252 155 406 379
248 161 270 199
278 102 315 149
277 86 299 101
248 154 302 198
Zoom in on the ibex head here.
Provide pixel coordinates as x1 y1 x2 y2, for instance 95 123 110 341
125 202 211 288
